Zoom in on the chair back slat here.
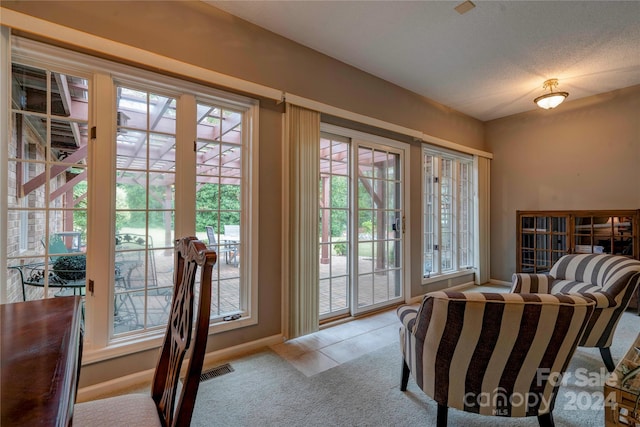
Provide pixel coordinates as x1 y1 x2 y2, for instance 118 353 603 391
206 226 216 246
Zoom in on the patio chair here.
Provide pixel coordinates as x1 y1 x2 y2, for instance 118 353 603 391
114 233 158 288
15 235 88 300
223 224 240 266
74 237 217 427
113 233 161 329
206 225 238 266
42 234 81 262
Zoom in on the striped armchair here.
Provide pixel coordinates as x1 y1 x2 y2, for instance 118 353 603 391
397 291 595 427
511 254 640 371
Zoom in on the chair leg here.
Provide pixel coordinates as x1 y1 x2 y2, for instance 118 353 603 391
538 412 555 427
400 359 410 391
437 404 448 427
600 347 616 372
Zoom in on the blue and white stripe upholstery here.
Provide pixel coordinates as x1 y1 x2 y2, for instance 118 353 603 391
398 291 594 425
511 254 640 349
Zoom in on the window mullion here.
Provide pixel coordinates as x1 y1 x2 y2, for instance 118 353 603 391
453 160 459 271
434 157 442 274
174 94 196 238
1 27 9 302
85 72 117 350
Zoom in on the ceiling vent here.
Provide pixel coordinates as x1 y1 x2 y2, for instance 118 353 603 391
455 1 476 15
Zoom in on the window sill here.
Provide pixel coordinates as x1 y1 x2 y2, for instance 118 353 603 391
82 315 257 365
421 269 475 286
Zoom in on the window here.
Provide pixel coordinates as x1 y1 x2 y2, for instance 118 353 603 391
113 84 177 336
5 37 258 355
195 101 245 320
423 147 474 278
6 62 90 303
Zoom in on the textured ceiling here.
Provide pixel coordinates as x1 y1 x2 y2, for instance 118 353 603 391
207 1 640 121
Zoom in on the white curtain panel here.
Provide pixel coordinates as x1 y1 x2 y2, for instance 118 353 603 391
474 156 491 284
285 104 320 338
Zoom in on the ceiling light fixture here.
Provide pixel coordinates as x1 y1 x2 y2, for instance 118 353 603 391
534 78 569 109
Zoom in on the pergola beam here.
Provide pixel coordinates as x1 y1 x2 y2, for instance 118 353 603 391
22 145 88 197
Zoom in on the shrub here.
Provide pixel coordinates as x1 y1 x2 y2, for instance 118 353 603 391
53 255 86 281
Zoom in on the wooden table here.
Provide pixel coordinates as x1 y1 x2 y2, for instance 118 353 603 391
1 296 83 427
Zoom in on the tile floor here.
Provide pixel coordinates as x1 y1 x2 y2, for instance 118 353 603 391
270 283 510 377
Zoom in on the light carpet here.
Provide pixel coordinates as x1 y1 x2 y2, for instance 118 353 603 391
192 311 639 427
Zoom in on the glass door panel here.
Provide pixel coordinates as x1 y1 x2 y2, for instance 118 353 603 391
616 216 634 256
319 134 351 319
517 214 568 273
354 144 403 314
319 132 405 319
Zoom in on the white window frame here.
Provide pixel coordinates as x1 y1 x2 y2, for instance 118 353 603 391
422 145 475 283
320 123 410 315
5 36 259 362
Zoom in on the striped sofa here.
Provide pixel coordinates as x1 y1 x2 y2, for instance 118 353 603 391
511 254 640 371
397 291 595 427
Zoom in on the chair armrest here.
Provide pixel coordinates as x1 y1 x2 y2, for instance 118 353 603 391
511 273 554 294
9 262 50 284
397 304 419 332
572 290 618 308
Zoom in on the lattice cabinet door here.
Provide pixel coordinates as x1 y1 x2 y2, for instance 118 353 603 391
573 212 638 258
517 212 569 273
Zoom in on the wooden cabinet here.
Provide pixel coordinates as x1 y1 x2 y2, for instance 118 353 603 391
516 210 640 274
604 332 640 426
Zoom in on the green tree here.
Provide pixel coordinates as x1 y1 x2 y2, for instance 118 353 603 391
72 177 87 234
329 176 348 237
195 183 241 232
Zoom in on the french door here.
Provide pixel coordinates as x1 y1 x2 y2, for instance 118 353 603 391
319 130 406 320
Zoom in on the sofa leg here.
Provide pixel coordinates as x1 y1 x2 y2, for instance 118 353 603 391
600 347 616 372
538 412 554 427
400 359 410 391
437 404 448 427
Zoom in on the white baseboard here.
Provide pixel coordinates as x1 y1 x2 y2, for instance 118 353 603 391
76 368 154 403
407 280 477 304
489 279 511 287
445 281 478 291
77 333 284 402
78 277 509 402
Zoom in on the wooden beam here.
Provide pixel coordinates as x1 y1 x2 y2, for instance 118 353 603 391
22 145 87 197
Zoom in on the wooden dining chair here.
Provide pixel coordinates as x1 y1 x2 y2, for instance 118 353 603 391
73 237 217 427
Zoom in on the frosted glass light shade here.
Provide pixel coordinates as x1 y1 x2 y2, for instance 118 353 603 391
534 92 568 109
